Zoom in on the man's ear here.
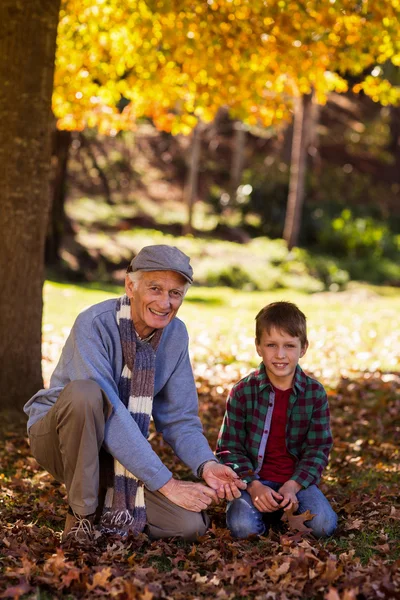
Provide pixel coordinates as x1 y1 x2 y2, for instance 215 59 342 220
300 341 309 358
255 339 262 358
125 274 134 298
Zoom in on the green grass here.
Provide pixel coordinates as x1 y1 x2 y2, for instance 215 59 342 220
326 526 400 565
42 280 400 386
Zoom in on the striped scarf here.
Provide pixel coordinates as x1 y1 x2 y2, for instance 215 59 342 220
100 294 163 536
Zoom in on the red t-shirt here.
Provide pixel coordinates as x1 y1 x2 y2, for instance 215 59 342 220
258 386 296 483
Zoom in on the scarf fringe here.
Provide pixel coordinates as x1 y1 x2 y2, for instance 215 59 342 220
101 509 135 528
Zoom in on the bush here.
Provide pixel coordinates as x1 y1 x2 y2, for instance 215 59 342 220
340 256 400 286
316 209 399 260
295 249 350 290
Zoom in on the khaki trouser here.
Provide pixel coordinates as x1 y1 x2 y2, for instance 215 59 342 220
29 380 209 541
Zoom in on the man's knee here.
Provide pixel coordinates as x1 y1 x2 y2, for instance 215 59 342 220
61 380 109 418
179 511 209 541
146 509 209 541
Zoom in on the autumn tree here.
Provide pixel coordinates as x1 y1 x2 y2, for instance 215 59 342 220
55 0 400 245
0 0 61 409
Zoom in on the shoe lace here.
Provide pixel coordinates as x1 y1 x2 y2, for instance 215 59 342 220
70 512 93 540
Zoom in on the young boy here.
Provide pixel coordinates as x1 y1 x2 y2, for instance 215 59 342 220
216 301 337 538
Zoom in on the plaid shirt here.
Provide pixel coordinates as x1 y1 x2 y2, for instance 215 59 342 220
216 363 333 489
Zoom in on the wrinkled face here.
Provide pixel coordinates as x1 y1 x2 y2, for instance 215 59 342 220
256 326 308 390
125 270 187 338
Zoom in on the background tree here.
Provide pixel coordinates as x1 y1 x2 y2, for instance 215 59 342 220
54 0 400 246
0 0 61 409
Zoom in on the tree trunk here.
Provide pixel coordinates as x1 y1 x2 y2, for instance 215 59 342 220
183 124 202 235
79 132 114 205
46 129 73 266
0 0 61 409
283 93 313 250
229 122 246 200
388 106 400 184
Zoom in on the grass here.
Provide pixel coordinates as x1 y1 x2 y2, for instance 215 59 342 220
42 279 400 387
327 525 400 565
30 278 400 591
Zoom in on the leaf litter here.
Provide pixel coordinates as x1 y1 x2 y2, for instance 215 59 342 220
1 321 400 599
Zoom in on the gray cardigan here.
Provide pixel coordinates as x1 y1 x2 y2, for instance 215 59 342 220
24 298 215 491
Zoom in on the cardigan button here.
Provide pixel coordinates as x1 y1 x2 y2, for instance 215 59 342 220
264 430 268 434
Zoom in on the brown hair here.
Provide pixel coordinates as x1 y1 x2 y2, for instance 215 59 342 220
255 301 308 347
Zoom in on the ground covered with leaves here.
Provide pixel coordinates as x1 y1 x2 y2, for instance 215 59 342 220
1 365 399 600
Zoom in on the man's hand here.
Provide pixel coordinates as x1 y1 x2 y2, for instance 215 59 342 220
159 478 219 512
202 461 247 501
278 480 301 512
248 480 283 513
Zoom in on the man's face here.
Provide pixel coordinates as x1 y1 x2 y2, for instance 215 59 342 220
125 270 187 338
255 326 308 390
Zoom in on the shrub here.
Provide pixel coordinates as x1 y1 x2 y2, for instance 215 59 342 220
316 209 397 260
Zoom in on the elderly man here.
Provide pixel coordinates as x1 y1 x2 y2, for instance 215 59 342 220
24 245 245 544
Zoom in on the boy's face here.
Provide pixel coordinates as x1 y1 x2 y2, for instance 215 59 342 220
256 326 308 390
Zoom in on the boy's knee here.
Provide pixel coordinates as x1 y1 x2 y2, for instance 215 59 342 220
227 497 265 539
228 518 263 539
307 510 337 538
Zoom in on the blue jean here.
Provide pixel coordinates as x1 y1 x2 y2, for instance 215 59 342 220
227 480 337 539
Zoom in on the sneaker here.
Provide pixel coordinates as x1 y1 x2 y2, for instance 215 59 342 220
61 510 95 545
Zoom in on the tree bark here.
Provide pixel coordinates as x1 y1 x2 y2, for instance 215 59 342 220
183 124 202 235
283 93 313 250
0 0 61 409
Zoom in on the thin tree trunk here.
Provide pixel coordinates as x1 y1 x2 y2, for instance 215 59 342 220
229 122 246 199
0 0 61 409
388 106 400 183
79 132 113 204
283 93 313 250
46 129 73 265
183 124 202 235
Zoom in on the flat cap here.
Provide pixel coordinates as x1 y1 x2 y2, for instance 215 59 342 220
128 245 193 284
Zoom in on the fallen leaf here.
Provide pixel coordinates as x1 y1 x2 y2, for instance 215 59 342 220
86 567 112 591
0 580 31 599
140 588 154 600
345 518 364 530
325 588 341 600
281 508 316 532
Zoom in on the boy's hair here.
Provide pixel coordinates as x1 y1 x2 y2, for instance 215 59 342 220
255 301 308 347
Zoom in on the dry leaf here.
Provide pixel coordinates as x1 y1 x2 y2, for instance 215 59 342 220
86 567 112 591
0 580 31 599
281 508 316 532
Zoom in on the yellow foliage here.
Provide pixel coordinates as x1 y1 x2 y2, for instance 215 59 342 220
353 76 400 106
54 0 400 134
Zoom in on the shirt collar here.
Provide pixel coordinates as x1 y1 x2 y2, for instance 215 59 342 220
135 328 156 344
255 363 306 394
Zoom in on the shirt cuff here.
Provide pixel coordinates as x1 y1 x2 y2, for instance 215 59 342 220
144 465 173 492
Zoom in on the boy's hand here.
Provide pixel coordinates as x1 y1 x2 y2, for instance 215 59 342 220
278 480 301 512
202 462 247 501
248 480 283 512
